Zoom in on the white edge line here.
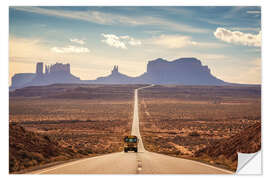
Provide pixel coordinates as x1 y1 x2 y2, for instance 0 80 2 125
189 158 234 174
32 152 121 174
34 158 90 174
151 150 234 174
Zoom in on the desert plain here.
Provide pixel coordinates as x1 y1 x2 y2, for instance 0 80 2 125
9 84 261 172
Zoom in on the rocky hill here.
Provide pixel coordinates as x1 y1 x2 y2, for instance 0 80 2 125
9 123 91 173
194 122 261 171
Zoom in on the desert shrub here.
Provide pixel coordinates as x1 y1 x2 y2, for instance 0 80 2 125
9 155 20 172
24 159 38 168
50 155 68 162
188 131 200 137
30 152 45 162
86 149 93 154
77 149 89 155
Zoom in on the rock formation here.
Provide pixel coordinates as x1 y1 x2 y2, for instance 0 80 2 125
10 62 80 90
135 57 226 85
10 57 228 90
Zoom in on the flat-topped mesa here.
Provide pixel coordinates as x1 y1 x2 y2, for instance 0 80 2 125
143 57 222 85
147 57 203 73
34 62 71 76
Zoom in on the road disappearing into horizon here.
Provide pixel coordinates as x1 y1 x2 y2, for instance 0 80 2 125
31 85 232 174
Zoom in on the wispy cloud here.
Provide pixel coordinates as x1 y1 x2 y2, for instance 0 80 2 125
146 34 197 49
51 45 90 53
9 37 51 59
198 17 231 26
246 10 261 14
70 38 85 45
101 34 141 49
12 7 209 34
214 27 261 47
145 34 225 49
153 7 194 16
230 27 261 32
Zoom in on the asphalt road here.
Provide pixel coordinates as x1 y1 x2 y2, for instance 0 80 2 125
30 85 232 174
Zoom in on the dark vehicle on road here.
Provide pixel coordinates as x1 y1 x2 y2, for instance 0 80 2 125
124 135 138 152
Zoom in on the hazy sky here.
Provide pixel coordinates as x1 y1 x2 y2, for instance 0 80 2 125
9 6 261 84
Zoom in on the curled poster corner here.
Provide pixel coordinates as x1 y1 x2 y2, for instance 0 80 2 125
236 151 262 174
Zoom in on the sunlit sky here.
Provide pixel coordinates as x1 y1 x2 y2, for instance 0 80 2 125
9 6 261 84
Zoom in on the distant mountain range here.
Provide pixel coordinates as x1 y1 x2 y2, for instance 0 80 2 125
11 57 237 90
